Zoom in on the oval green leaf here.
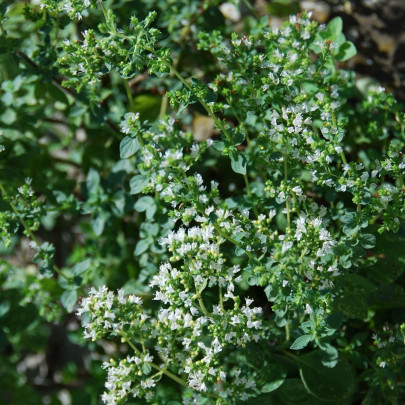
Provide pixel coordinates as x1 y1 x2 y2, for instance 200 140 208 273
299 350 356 401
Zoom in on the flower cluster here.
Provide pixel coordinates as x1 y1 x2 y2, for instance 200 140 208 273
6 1 401 403
70 9 405 402
40 0 103 20
78 276 263 404
0 178 45 249
368 324 405 400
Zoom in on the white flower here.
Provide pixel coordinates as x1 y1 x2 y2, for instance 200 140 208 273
219 3 240 22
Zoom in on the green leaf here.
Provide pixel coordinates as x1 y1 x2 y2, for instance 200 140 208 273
360 233 376 249
204 91 217 103
325 311 343 331
340 212 356 224
276 379 318 405
230 151 247 175
320 344 339 368
213 140 225 151
146 204 157 220
135 196 155 212
309 33 324 54
61 289 78 313
299 350 356 401
334 292 368 319
335 41 357 62
373 283 405 309
72 259 91 276
142 362 151 375
290 334 311 350
47 83 69 105
87 168 100 195
112 191 130 217
326 17 343 40
332 244 347 257
333 274 374 319
368 231 405 283
261 363 287 393
0 300 10 318
92 213 109 236
134 238 151 255
120 136 140 159
140 222 159 238
130 175 149 194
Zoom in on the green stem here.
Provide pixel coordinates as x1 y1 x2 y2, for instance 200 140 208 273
137 132 145 148
160 51 182 119
282 349 300 363
145 47 231 141
53 15 60 47
159 94 169 118
340 151 348 165
197 296 210 317
285 320 290 343
230 104 252 145
244 173 259 218
124 80 134 110
219 286 225 313
100 3 110 28
194 281 210 317
123 334 221 397
212 222 255 261
399 174 404 190
242 0 259 19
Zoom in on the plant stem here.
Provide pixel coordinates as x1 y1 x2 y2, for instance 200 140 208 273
194 281 210 316
160 51 182 118
282 349 300 362
285 320 290 343
242 0 259 19
198 296 210 317
243 173 259 218
124 80 134 110
231 105 251 147
399 173 404 190
126 338 189 387
145 47 231 141
159 94 169 118
123 333 220 398
212 222 255 261
100 3 110 26
219 286 225 313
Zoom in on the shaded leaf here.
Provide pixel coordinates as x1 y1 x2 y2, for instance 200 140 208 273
291 334 311 350
61 289 77 313
299 350 356 401
120 136 140 159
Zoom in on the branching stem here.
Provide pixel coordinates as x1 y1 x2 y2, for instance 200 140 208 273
0 183 72 283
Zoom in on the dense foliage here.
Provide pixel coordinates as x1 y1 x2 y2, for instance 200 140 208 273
1 1 404 404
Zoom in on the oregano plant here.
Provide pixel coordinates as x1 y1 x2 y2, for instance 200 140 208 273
0 1 404 404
